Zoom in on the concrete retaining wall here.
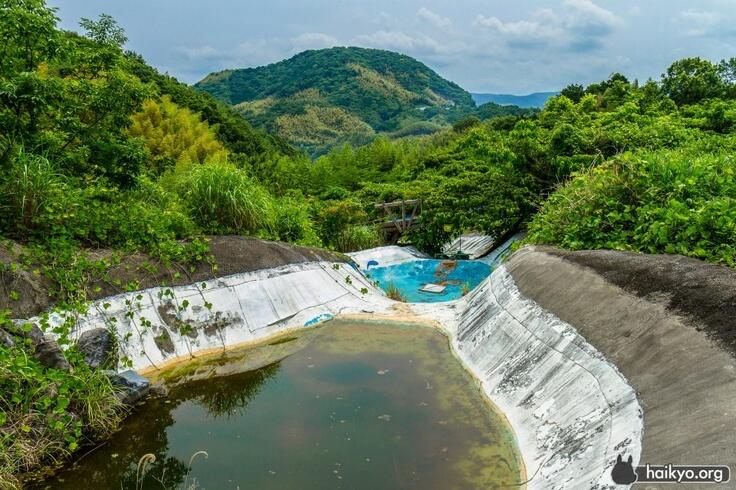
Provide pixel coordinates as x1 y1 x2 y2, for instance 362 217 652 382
506 246 736 482
29 262 393 371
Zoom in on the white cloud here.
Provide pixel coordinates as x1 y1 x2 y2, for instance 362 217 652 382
563 0 621 35
175 45 220 60
355 30 442 53
417 7 452 30
675 9 720 37
474 0 620 50
291 32 340 50
473 15 562 41
175 40 283 71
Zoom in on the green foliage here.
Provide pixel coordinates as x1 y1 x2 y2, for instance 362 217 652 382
176 161 275 235
79 13 127 47
0 149 61 233
272 195 321 246
332 225 382 253
384 282 406 302
407 128 537 253
661 57 728 106
527 150 736 265
197 47 473 110
195 47 530 153
560 84 585 103
0 0 61 76
0 310 123 487
127 95 229 173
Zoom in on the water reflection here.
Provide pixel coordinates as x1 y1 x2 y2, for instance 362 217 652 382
37 320 524 489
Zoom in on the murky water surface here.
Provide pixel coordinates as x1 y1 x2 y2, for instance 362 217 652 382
37 319 523 489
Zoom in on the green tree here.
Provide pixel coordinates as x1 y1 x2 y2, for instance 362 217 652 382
79 13 127 47
560 84 585 103
128 95 229 173
661 57 726 106
0 0 61 75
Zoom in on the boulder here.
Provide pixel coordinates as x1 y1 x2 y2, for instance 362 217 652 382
5 321 44 344
149 383 169 397
76 328 116 369
107 370 150 405
34 336 71 371
0 328 15 348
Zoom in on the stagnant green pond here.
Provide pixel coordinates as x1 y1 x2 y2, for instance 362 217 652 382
36 319 523 489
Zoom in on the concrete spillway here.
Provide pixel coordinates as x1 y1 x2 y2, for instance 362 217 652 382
19 245 646 489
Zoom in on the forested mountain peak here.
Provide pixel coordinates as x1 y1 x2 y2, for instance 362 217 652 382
195 47 513 153
197 46 473 108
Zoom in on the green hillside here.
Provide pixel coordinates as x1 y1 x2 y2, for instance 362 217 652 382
195 47 524 153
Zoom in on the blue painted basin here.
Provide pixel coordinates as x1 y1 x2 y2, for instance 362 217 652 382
364 259 492 302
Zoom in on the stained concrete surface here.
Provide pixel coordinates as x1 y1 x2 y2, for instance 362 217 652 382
506 246 736 488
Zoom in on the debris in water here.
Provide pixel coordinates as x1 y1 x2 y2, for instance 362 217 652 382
378 414 392 421
420 283 446 294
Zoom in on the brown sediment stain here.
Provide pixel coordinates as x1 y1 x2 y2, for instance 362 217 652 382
437 279 460 287
157 303 197 339
153 328 175 354
434 260 457 278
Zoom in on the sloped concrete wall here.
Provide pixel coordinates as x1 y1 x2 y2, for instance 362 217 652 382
443 265 642 489
348 245 426 269
507 246 736 480
31 262 393 371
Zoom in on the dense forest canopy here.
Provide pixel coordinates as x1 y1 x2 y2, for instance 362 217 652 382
2 0 736 487
195 47 532 154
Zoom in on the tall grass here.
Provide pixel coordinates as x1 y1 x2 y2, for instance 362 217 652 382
0 149 62 233
273 196 321 246
0 322 123 487
333 225 381 253
384 282 406 302
177 161 276 235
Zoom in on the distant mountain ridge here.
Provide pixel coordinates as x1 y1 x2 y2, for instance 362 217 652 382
195 47 531 154
471 92 558 109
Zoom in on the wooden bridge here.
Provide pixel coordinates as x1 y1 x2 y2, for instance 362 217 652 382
374 199 422 243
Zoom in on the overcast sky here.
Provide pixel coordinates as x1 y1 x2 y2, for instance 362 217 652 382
48 0 736 94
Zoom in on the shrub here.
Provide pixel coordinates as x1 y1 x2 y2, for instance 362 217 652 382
0 150 62 234
0 311 123 487
127 95 229 174
333 225 381 253
527 150 736 265
384 282 406 302
273 196 321 246
176 161 276 235
315 199 378 251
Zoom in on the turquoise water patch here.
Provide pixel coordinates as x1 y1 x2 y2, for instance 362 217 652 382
365 259 492 302
305 313 334 326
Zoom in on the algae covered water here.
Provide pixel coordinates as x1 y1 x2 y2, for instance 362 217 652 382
37 319 523 489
